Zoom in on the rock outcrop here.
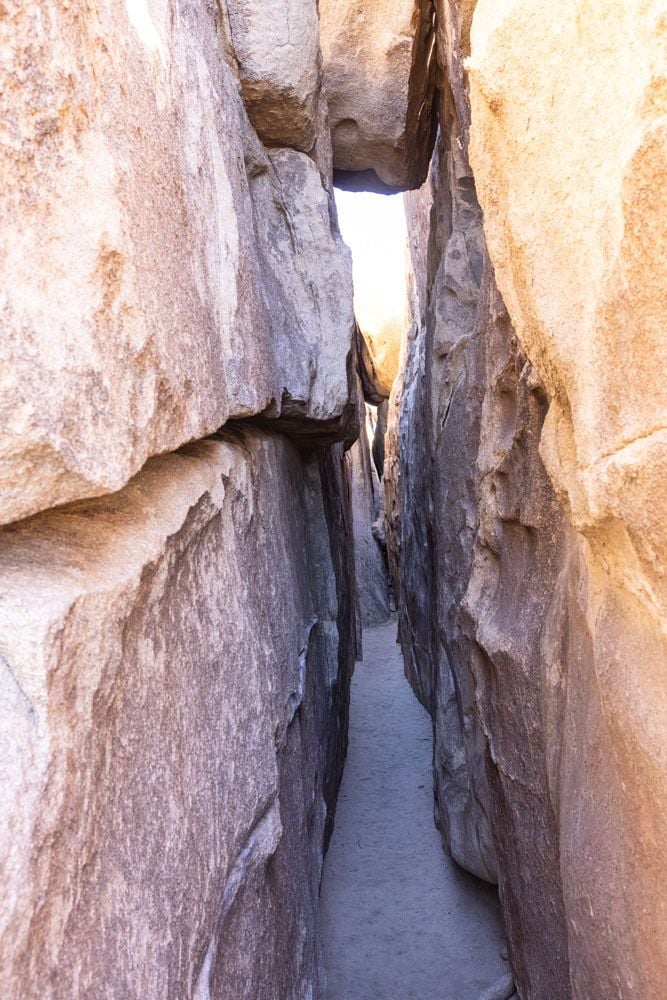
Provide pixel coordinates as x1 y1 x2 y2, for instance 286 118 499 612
0 428 355 998
320 0 438 191
0 0 355 527
386 2 667 999
0 4 362 998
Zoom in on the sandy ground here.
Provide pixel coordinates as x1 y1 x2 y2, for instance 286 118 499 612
319 620 510 1000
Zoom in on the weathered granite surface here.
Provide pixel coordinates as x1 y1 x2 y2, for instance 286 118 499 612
0 0 355 526
0 428 355 999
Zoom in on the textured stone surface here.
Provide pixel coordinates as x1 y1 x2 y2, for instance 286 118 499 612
0 428 355 999
468 3 667 596
389 104 500 885
467 3 667 997
226 0 321 151
347 408 390 627
0 0 354 526
388 2 667 998
320 0 438 191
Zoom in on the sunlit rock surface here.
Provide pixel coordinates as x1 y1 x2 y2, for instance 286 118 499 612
320 0 437 191
336 191 410 403
387 2 667 998
226 0 321 151
0 0 355 526
0 428 355 999
468 3 667 996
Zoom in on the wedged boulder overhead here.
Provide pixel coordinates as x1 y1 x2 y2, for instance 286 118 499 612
0 0 354 527
320 0 438 191
0 427 355 999
226 0 321 152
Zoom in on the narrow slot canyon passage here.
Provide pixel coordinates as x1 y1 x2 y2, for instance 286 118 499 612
322 188 516 1000
1 3 664 998
320 623 510 1000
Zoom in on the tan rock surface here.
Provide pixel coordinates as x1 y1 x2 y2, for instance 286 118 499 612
0 0 354 527
226 0 321 151
468 4 667 994
0 428 355 999
319 0 437 190
468 0 667 630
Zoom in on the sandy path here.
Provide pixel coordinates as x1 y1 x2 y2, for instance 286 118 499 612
319 620 510 1000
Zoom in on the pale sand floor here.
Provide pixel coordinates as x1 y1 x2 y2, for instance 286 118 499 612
320 620 510 1000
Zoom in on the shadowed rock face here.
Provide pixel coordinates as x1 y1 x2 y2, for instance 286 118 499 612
320 0 438 191
0 0 355 527
0 428 355 999
387 2 667 998
347 407 391 628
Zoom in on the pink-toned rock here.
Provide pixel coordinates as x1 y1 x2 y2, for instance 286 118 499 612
0 428 355 999
0 0 355 527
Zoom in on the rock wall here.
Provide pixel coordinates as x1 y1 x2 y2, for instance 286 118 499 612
0 3 362 998
387 2 667 998
0 0 356 526
0 429 355 998
347 407 391 628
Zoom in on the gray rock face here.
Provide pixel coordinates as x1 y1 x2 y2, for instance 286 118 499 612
0 0 355 526
392 115 498 885
387 3 667 999
0 428 355 999
347 407 391 628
